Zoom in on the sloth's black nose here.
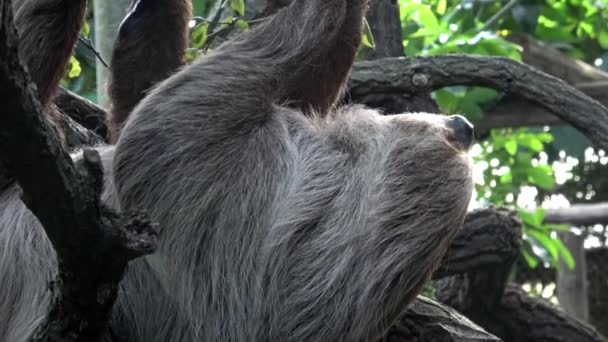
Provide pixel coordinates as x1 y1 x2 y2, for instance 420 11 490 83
447 115 474 150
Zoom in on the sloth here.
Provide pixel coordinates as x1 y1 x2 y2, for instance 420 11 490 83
0 0 474 341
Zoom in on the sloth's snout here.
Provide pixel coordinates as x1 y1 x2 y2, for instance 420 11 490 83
447 115 474 150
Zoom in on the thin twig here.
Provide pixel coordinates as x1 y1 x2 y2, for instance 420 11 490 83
79 36 110 69
479 0 519 32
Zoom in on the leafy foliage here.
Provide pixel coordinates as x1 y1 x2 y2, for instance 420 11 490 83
397 0 608 269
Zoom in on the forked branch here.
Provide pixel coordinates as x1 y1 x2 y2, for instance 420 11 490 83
0 1 157 340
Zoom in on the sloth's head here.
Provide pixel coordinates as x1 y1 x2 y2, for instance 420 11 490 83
381 112 474 229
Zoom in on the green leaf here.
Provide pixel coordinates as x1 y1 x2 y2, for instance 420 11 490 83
505 139 518 156
528 166 555 190
546 224 571 232
417 6 439 36
230 0 245 16
527 229 559 265
67 56 81 78
599 30 608 49
465 87 499 104
235 19 249 32
434 89 459 113
522 248 540 269
361 19 376 49
554 238 576 269
191 22 209 49
81 22 90 38
457 98 483 121
436 0 447 15
518 208 545 227
499 170 512 184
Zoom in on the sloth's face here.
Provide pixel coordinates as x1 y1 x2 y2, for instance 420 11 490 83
390 113 475 153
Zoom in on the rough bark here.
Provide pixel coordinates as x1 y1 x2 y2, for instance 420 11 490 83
434 208 522 280
587 248 608 337
433 217 606 342
385 296 501 342
438 281 606 342
349 55 608 150
0 2 157 340
364 0 404 59
56 87 109 140
469 33 608 132
508 34 608 85
512 247 608 337
357 0 439 113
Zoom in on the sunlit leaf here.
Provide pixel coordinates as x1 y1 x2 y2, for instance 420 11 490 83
235 19 249 32
527 230 559 265
67 56 81 78
81 22 90 38
599 30 608 49
191 22 209 49
505 140 518 156
518 208 545 227
522 248 540 269
528 166 555 190
436 0 447 15
499 171 512 184
362 19 376 49
230 0 245 16
417 6 439 38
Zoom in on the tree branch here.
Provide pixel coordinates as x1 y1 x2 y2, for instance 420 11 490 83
478 0 518 32
389 296 501 341
545 203 608 226
56 87 109 140
0 1 157 340
434 208 522 280
349 55 608 150
508 34 608 85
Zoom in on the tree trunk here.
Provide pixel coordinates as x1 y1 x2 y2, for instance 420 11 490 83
360 0 439 114
557 232 589 322
364 0 404 59
93 0 130 108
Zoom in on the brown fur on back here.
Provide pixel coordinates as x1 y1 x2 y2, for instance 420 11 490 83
107 0 192 142
13 0 87 109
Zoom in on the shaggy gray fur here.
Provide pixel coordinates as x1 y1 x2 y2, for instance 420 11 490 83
0 0 473 340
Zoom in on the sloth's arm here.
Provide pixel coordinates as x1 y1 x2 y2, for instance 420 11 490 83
13 0 87 108
212 0 369 115
108 0 192 141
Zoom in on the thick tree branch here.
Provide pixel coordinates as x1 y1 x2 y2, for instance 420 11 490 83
388 296 501 341
508 34 608 85
545 203 608 226
0 1 157 340
56 87 109 140
349 55 608 150
437 280 608 342
432 207 607 341
435 208 522 280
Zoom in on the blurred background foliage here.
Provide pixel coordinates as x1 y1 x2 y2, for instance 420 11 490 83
62 0 608 300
